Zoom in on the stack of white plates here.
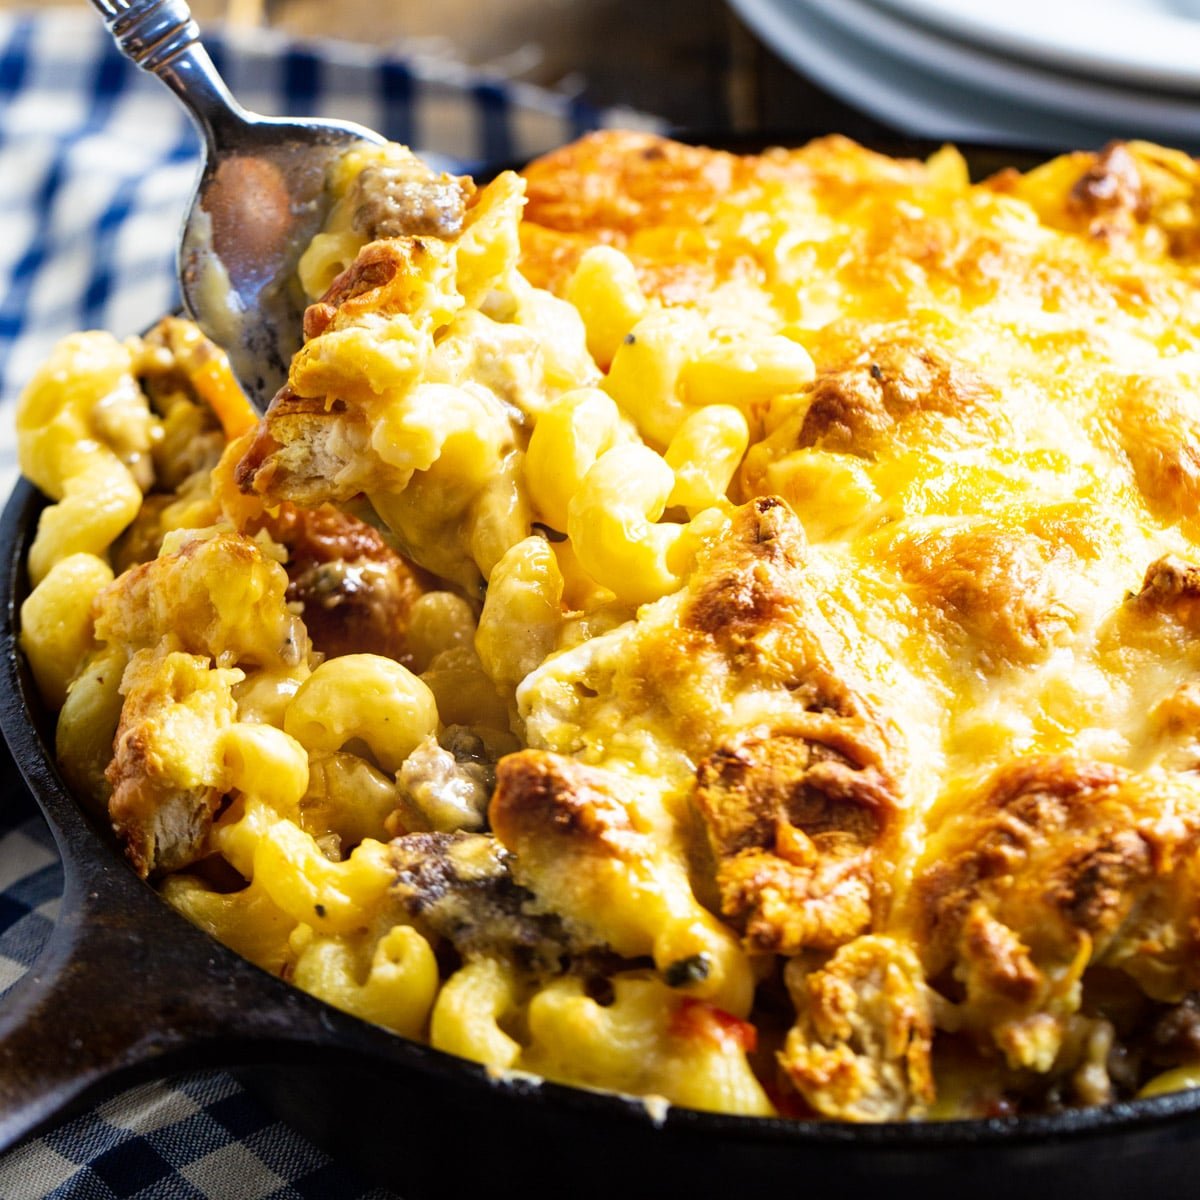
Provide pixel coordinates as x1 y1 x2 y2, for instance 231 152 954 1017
728 0 1200 150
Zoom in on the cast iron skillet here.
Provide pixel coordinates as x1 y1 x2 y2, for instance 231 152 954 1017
4 134 1200 1199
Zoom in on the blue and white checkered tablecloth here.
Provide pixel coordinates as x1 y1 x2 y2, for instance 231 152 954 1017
0 8 657 1196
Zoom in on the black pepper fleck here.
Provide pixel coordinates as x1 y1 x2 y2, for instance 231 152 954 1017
664 953 712 987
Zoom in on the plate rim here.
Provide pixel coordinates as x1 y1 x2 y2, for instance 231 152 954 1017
863 0 1200 93
798 0 1200 139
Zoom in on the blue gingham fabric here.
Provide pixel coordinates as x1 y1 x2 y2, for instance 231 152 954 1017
0 8 658 1196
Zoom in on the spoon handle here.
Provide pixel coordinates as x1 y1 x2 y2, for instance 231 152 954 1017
87 0 248 149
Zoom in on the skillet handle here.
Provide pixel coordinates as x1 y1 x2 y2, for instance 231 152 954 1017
0 858 220 1150
0 814 337 1153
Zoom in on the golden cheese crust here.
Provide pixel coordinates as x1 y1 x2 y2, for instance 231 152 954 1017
519 130 926 303
913 757 1200 1073
511 132 1200 1117
790 337 996 459
694 726 897 955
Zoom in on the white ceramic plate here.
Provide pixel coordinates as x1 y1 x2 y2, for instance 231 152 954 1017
728 0 1134 146
804 0 1200 144
866 0 1200 92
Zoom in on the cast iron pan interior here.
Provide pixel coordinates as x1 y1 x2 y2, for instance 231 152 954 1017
2 133 1200 1199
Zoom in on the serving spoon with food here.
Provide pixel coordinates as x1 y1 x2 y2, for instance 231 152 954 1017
89 0 385 411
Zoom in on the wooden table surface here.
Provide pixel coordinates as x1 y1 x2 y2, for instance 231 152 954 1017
9 0 898 142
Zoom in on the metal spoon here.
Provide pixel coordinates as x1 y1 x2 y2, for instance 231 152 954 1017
90 0 385 411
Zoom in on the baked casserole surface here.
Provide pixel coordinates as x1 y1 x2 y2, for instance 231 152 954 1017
19 131 1200 1121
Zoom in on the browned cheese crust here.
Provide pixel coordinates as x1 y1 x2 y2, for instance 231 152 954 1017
789 337 996 460
519 130 920 304
913 757 1200 1072
694 728 898 954
94 530 307 876
491 749 651 890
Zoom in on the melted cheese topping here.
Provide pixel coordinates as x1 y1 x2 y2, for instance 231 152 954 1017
519 131 1200 804
514 133 1200 1115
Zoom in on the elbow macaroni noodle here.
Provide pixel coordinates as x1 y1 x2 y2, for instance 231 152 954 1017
283 655 438 773
17 332 150 586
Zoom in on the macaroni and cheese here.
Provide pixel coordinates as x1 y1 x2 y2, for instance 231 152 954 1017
19 132 1200 1122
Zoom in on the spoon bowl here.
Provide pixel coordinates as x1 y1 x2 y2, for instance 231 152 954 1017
91 0 384 410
